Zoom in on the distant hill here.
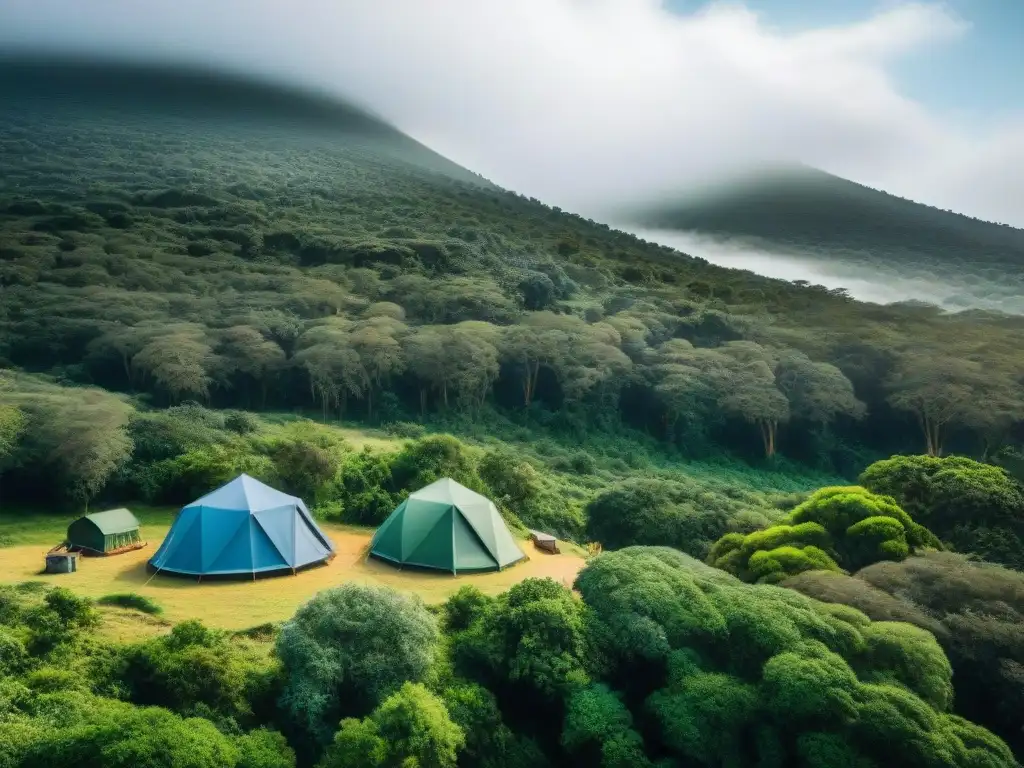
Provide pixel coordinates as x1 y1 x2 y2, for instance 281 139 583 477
625 166 1024 314
0 54 494 188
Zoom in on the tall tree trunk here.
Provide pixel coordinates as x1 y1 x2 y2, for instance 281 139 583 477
759 420 777 458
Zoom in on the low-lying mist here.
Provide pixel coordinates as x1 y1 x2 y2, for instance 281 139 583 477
625 227 1023 315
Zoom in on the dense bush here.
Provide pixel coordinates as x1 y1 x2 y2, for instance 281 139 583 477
276 584 440 752
584 477 775 558
573 547 1015 767
0 553 1020 767
785 551 1024 757
860 454 1024 569
707 486 940 583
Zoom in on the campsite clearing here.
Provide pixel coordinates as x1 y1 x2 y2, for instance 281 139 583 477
0 523 587 631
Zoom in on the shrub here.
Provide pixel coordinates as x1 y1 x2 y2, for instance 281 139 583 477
276 584 439 746
97 593 163 615
785 551 1024 757
860 454 1024 569
708 486 940 582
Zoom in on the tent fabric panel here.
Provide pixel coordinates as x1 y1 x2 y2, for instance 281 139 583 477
294 499 334 553
151 506 202 572
208 514 258 573
483 510 527 568
409 478 457 505
199 508 249 571
406 507 456 572
80 508 140 535
239 474 299 512
102 529 141 552
398 499 452 561
189 473 296 513
67 517 104 552
253 506 298 565
188 480 250 512
451 514 500 571
370 502 408 561
455 498 526 569
250 517 293 570
292 516 331 567
456 499 501 560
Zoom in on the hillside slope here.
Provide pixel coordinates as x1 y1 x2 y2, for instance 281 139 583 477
1 56 1022 475
626 166 1024 313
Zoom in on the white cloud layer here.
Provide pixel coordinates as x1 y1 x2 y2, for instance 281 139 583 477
1 0 1022 226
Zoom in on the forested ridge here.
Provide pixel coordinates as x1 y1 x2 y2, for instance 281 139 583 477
2 59 1024 768
1 62 1023 477
627 165 1024 315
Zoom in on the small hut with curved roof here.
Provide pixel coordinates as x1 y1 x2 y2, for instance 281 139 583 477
66 508 144 555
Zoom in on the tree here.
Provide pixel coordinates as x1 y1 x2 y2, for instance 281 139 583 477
85 321 166 389
217 326 286 407
647 340 725 441
716 354 789 458
575 547 1017 768
860 454 1024 569
774 351 865 426
276 584 439 745
320 683 464 768
133 324 218 404
885 352 987 456
499 322 562 407
0 403 24 502
405 324 500 413
786 552 1024 758
584 479 728 558
478 449 540 509
23 391 134 508
269 428 345 502
349 316 407 419
294 320 368 419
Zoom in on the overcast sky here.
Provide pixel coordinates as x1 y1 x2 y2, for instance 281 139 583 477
1 0 1022 226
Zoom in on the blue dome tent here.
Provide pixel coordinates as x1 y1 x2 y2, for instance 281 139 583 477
149 474 334 579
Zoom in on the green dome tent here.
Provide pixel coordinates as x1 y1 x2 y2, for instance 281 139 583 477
370 478 526 574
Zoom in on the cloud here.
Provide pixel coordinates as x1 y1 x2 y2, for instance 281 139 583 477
0 0 1021 226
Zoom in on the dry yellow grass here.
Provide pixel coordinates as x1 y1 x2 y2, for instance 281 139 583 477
0 524 586 630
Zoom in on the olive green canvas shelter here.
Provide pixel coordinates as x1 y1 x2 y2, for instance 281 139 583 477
67 508 142 554
370 478 526 574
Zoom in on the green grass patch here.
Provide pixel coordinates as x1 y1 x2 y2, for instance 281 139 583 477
97 592 164 615
0 505 177 548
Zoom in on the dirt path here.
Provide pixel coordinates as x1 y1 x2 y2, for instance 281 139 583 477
0 526 586 631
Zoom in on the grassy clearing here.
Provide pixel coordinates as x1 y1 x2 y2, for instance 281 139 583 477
0 505 176 548
0 523 586 630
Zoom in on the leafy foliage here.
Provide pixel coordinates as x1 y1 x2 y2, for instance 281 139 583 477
860 454 1024 569
276 584 439 747
707 486 940 583
785 551 1024 758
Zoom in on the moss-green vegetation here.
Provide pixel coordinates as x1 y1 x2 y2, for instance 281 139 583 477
785 552 1024 759
707 486 941 583
860 454 1024 569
